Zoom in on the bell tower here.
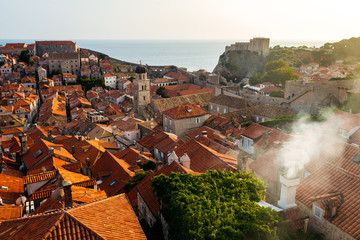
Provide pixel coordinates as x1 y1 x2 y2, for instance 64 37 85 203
134 65 150 115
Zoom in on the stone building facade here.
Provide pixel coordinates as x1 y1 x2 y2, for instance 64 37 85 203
35 41 77 57
225 37 270 56
162 103 210 137
48 52 80 76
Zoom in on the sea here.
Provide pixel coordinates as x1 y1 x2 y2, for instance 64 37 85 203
0 39 328 72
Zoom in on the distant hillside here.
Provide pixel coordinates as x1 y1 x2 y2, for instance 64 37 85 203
214 37 360 82
213 50 266 82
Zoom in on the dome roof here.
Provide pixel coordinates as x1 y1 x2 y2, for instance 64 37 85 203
135 65 147 74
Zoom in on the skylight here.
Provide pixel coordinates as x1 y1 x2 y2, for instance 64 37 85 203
33 149 43 159
353 155 360 164
109 180 116 186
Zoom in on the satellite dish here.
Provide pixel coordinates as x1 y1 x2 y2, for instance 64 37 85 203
16 195 27 206
51 188 65 202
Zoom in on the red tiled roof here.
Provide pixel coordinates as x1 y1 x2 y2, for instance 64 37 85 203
0 169 24 202
163 103 209 119
103 73 115 77
296 162 360 239
91 151 135 196
323 110 360 131
175 139 237 173
241 123 269 139
0 194 146 240
249 149 278 182
67 194 146 239
137 129 169 150
259 86 282 93
23 170 57 184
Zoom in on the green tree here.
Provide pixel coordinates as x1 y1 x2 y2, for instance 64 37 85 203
265 60 287 72
50 69 62 77
249 72 264 86
141 160 156 171
156 86 168 98
263 66 298 86
269 90 284 98
152 171 279 240
29 58 35 66
124 171 149 192
19 50 30 64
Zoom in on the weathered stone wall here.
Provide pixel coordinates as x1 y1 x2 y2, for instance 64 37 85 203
36 44 76 57
296 201 355 240
283 80 355 114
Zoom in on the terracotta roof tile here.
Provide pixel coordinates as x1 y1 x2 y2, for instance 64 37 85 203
67 194 146 239
91 151 135 196
163 103 209 119
175 139 237 173
0 169 24 202
137 129 169 150
23 170 57 184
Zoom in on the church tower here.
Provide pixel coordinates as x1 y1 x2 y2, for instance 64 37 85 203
134 65 151 115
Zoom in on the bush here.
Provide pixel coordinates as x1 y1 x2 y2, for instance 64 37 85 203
270 91 285 98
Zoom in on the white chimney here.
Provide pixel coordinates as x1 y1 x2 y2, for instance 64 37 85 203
167 151 178 165
202 131 207 138
277 175 300 210
180 153 191 169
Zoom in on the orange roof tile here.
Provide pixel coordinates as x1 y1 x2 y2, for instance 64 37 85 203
0 169 24 202
163 103 209 119
175 139 237 173
91 151 135 196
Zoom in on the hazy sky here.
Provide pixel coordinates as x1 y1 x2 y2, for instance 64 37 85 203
2 0 360 41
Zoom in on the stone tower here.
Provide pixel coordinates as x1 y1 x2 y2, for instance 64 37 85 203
134 65 151 115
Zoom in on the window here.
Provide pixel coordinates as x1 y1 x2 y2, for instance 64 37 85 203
217 106 219 112
195 117 200 123
224 108 226 113
313 205 323 219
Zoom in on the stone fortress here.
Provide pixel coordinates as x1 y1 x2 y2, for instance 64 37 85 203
225 37 270 56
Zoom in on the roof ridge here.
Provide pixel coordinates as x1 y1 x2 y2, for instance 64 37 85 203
326 162 360 180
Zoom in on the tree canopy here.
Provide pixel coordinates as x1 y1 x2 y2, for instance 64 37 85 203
151 170 279 240
19 50 30 64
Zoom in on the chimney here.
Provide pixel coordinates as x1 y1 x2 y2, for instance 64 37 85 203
0 160 7 174
277 175 300 210
19 133 28 156
48 147 54 157
262 131 270 149
63 181 73 208
48 128 53 138
180 153 191 169
71 145 75 154
202 131 208 138
85 157 92 178
167 151 178 165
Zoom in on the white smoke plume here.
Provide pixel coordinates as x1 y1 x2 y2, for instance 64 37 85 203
278 108 341 179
